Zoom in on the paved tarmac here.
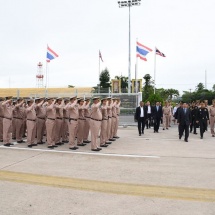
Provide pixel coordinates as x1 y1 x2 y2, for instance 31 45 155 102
0 124 215 215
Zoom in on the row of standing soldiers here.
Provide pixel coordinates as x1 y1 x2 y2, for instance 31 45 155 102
0 96 121 151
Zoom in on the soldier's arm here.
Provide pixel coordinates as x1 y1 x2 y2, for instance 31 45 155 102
68 100 77 110
2 100 10 106
26 102 35 112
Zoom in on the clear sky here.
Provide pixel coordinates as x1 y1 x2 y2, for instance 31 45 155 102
0 0 214 94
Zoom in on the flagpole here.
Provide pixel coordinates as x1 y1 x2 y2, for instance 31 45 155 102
135 39 138 94
135 39 138 107
154 46 156 94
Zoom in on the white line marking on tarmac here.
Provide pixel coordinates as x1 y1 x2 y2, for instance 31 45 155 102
0 146 160 159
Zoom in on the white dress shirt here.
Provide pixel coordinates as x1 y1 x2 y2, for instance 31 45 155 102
147 105 151 114
140 106 144 117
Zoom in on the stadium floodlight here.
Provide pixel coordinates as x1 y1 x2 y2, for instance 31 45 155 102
118 0 141 93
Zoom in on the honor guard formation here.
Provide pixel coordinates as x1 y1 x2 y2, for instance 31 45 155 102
0 96 121 151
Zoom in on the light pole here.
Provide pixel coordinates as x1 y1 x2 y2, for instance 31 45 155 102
118 0 141 94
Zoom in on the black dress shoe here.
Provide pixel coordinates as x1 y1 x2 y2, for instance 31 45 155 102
69 147 77 150
100 144 108 147
55 142 62 146
17 140 25 143
47 145 54 149
0 140 3 142
52 145 58 147
193 133 198 135
109 139 116 141
139 134 141 136
83 140 91 143
184 139 188 142
77 143 86 146
163 128 165 130
12 138 16 140
200 137 203 139
166 128 168 130
179 136 182 140
91 148 100 151
37 142 44 145
32 144 38 146
97 147 102 150
113 136 120 139
105 141 112 144
4 143 11 147
28 144 33 148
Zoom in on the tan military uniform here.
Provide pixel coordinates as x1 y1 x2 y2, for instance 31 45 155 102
2 100 13 144
35 100 46 144
65 100 79 148
100 103 108 146
107 101 113 141
83 102 91 142
46 101 56 147
162 106 171 129
55 101 64 144
13 101 25 142
77 103 86 145
90 101 102 150
26 103 37 146
114 101 121 137
209 105 215 136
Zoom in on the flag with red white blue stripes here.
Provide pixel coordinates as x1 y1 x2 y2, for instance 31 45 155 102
46 46 59 62
136 42 153 61
156 47 166 57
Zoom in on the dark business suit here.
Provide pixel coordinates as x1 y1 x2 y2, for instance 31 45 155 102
152 105 163 132
135 106 147 135
177 108 192 141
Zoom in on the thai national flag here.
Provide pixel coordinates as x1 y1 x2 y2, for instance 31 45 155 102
136 42 153 61
46 46 59 62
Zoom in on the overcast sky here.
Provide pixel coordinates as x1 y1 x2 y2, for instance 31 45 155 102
0 0 215 94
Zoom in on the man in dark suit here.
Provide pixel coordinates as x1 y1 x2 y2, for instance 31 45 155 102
152 102 163 133
135 101 147 136
177 102 192 142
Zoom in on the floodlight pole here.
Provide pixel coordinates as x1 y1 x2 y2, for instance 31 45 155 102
118 0 141 94
128 4 131 94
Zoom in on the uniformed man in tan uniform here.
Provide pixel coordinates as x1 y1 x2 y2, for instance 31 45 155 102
77 98 86 146
2 96 14 147
64 96 79 150
100 98 109 147
111 98 117 140
0 97 4 142
113 98 121 139
90 97 102 151
55 98 65 146
13 98 26 143
107 97 115 142
83 98 91 144
62 98 69 143
209 100 215 137
35 98 46 144
45 98 57 149
162 101 171 130
26 99 37 147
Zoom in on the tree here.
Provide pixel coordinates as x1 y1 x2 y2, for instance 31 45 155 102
115 75 128 93
195 83 204 92
147 93 163 106
142 74 154 101
166 88 180 100
212 84 215 92
99 68 111 93
68 85 75 88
